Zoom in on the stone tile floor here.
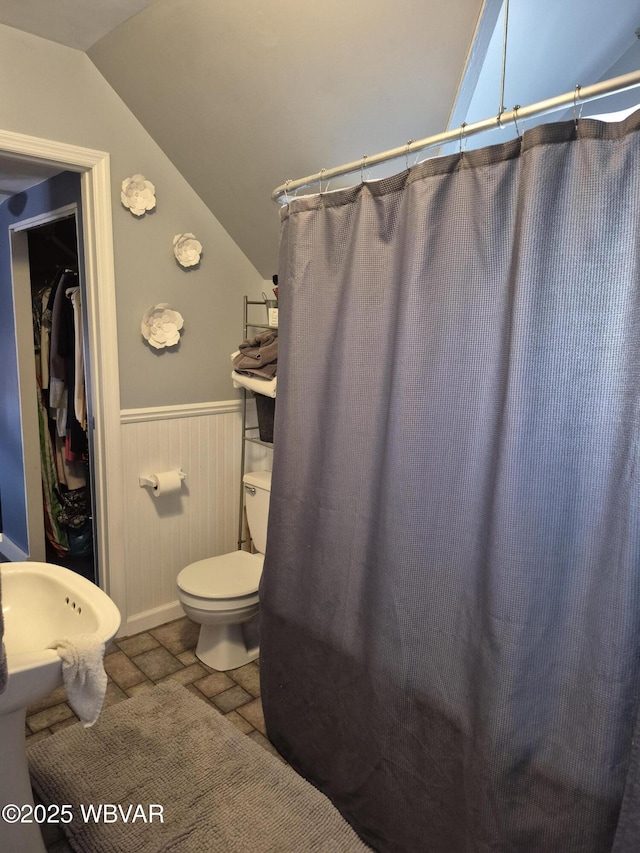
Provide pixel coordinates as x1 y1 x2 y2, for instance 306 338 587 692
25 616 280 852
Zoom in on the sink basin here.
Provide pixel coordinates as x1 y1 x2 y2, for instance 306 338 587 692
1 561 120 714
0 561 121 853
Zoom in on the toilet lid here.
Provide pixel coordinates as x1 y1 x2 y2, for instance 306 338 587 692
178 550 264 599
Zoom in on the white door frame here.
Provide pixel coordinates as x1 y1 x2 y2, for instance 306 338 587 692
0 128 127 621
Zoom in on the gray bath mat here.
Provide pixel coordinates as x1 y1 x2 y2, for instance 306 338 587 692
28 681 370 852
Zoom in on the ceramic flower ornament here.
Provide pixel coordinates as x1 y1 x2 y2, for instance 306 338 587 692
173 233 203 268
141 304 184 349
121 174 156 216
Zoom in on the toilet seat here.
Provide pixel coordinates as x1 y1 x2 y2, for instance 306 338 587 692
177 550 263 599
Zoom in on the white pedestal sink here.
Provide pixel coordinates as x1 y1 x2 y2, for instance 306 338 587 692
0 562 121 853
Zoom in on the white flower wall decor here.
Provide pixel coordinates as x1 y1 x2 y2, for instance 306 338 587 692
173 233 203 268
141 304 184 350
121 174 156 216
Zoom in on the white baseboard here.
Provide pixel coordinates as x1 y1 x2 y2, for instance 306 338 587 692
121 600 185 638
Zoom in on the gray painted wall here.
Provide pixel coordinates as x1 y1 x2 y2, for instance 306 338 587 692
0 24 269 410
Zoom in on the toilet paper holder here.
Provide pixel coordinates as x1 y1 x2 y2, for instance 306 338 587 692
138 469 187 489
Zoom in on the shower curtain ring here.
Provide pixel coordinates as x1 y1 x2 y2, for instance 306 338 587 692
512 106 521 138
319 168 326 194
284 179 292 204
361 155 368 184
573 85 583 128
406 141 414 170
459 123 467 154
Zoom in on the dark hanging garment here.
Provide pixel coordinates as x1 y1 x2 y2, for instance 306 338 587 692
49 269 87 456
32 272 70 556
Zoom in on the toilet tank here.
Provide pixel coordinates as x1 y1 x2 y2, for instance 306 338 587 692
243 470 272 554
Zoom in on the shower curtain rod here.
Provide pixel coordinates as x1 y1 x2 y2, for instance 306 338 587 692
272 68 640 204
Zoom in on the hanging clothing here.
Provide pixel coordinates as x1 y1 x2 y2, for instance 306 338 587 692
67 287 86 430
260 110 640 852
48 269 72 410
32 267 87 556
38 286 52 390
49 271 87 456
36 372 69 556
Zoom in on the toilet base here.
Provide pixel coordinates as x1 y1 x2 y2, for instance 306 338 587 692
195 618 259 670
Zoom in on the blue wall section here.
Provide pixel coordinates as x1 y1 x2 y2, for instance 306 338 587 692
0 171 82 555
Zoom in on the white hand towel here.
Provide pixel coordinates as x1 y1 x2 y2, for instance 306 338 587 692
231 370 277 398
49 634 108 728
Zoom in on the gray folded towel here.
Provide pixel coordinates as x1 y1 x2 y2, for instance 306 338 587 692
233 329 278 380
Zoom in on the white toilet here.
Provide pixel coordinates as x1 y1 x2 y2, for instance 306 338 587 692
176 470 271 670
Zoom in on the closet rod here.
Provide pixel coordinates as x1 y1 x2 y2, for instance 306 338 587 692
272 68 640 204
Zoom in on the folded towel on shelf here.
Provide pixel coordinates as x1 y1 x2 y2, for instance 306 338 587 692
49 634 108 727
231 370 277 398
232 328 278 379
0 571 7 695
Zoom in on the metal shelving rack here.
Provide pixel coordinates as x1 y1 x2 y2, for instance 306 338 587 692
237 296 274 549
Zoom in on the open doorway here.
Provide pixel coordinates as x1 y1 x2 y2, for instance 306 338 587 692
0 128 126 623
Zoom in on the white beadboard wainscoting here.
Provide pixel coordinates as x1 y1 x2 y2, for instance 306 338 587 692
119 399 272 636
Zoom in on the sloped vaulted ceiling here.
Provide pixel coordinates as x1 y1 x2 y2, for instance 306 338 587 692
87 0 484 278
3 1 636 278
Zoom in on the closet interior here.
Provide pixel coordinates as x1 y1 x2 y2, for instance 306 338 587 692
28 215 96 583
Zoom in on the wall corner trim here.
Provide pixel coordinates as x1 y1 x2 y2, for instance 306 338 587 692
0 533 29 562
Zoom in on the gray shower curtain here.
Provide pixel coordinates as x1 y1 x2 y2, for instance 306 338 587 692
260 111 640 852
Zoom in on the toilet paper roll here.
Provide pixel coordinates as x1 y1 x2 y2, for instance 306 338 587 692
150 470 183 497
